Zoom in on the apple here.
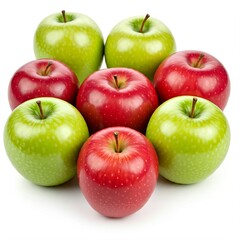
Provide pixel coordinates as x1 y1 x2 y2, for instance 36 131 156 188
3 97 89 186
76 67 159 134
33 10 104 85
8 58 79 110
105 14 176 80
77 126 159 218
146 96 230 184
153 50 230 110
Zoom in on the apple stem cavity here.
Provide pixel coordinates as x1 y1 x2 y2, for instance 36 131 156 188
139 14 150 33
43 62 52 76
193 53 204 68
36 100 45 120
61 10 67 23
114 132 121 153
189 97 198 118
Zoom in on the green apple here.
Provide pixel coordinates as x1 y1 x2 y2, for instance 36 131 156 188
3 97 89 186
105 14 176 80
33 10 104 85
146 96 230 184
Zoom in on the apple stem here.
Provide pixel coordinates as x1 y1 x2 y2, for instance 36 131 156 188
44 62 52 76
193 53 204 68
189 97 198 118
114 132 121 153
139 14 150 33
113 75 119 88
36 100 45 120
61 10 67 23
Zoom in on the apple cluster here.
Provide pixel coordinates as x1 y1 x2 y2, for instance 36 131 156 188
3 11 231 218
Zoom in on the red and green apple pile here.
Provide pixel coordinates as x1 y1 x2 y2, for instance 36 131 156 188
3 10 231 218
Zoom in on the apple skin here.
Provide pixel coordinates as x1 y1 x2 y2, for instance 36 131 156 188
77 126 159 218
105 15 176 80
76 67 159 134
146 95 230 184
8 58 79 110
3 97 89 186
153 50 230 110
33 11 104 85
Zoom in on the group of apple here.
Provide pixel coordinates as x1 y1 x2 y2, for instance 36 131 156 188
3 11 231 218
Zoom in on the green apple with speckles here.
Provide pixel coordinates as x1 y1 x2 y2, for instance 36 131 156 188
105 14 176 80
3 97 89 186
33 10 104 85
146 96 230 184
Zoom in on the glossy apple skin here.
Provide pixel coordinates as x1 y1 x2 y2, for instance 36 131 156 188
76 68 159 134
146 96 230 184
105 15 176 80
77 127 159 218
8 59 79 110
34 12 104 85
153 50 230 110
4 97 89 186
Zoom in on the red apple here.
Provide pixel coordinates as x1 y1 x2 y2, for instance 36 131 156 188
76 68 159 134
153 50 230 110
8 58 79 110
77 126 159 218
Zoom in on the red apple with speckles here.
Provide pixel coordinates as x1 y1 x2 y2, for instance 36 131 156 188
77 126 159 218
76 68 158 134
153 50 230 110
8 58 79 110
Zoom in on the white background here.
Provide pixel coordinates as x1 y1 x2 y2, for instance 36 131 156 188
0 0 239 239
